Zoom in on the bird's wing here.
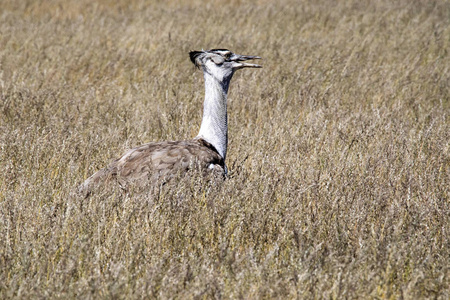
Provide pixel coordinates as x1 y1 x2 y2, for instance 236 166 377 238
116 139 224 179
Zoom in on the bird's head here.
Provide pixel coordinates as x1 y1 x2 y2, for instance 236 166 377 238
189 49 261 81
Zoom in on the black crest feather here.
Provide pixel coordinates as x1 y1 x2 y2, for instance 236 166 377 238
189 51 203 67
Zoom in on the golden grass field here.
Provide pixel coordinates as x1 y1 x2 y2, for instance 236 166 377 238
0 0 449 298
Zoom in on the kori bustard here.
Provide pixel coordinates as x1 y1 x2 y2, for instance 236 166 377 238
79 49 261 196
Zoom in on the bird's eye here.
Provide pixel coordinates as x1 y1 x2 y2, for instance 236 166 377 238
211 56 225 65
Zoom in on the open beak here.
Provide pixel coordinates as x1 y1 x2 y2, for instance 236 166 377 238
231 54 262 69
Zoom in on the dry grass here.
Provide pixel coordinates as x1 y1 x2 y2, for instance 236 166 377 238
1 0 449 298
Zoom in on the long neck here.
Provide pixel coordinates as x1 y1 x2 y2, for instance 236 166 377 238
196 72 232 160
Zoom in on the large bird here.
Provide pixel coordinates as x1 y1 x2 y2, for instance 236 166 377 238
79 49 261 196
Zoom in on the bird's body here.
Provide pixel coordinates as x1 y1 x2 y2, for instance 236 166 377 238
79 138 224 193
79 49 261 196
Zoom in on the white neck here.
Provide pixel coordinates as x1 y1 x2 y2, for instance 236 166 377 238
196 71 232 160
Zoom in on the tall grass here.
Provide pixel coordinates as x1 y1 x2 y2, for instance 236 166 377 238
0 0 448 298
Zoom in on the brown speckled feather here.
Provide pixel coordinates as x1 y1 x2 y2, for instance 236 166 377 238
79 138 224 196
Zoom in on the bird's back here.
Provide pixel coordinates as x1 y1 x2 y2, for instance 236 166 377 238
79 138 225 196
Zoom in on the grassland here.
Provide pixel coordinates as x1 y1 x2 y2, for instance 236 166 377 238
0 0 449 298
